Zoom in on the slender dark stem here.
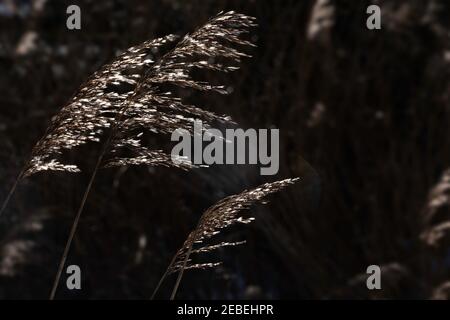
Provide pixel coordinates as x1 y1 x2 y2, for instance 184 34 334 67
150 253 178 300
49 142 110 300
50 29 195 300
170 234 197 300
48 57 145 300
0 169 24 219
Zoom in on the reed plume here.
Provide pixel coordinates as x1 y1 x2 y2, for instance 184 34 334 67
0 35 178 216
151 178 299 300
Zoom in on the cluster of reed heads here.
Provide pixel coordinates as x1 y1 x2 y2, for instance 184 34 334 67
0 11 301 299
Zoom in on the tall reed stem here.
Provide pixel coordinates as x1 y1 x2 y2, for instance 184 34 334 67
170 242 193 300
49 74 138 299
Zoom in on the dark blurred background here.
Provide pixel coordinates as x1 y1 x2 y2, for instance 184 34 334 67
0 0 449 299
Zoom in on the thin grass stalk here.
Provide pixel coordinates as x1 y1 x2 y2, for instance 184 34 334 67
150 253 178 299
0 169 24 219
48 90 133 299
170 235 196 300
48 144 107 300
